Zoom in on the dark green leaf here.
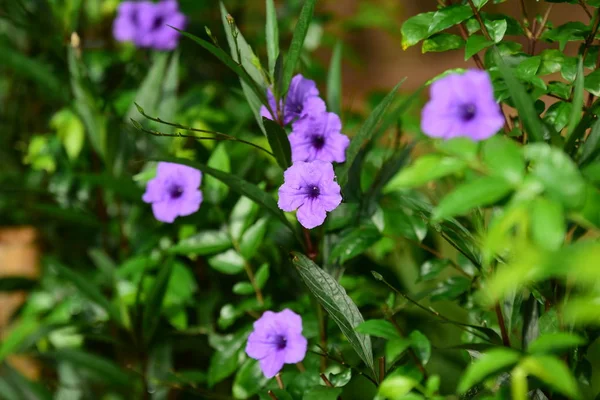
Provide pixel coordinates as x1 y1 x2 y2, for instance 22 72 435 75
585 69 600 96
263 118 292 170
409 330 431 365
433 176 513 220
457 348 521 393
46 349 131 386
566 58 584 140
356 319 401 340
327 41 343 115
127 53 169 122
465 34 493 60
494 51 544 141
143 259 175 344
281 0 317 96
422 33 464 53
232 359 269 399
329 225 381 264
169 230 232 256
580 118 600 166
265 0 280 76
337 81 404 188
428 5 472 36
292 252 375 377
401 12 436 50
429 277 471 301
303 387 343 400
240 218 268 259
0 277 37 292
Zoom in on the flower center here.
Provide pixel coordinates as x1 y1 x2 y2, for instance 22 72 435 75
311 135 325 149
274 335 287 350
307 185 320 198
169 185 184 199
459 103 477 122
152 16 165 31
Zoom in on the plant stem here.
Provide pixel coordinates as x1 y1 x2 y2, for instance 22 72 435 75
268 390 279 400
275 373 284 389
466 0 492 41
578 0 593 19
316 303 328 372
378 356 385 384
303 228 317 261
494 303 511 347
531 4 553 55
386 315 428 379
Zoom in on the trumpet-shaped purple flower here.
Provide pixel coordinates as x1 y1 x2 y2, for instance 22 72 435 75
142 162 202 223
278 161 342 229
260 74 326 126
113 0 186 51
289 112 350 163
245 309 308 378
421 69 504 141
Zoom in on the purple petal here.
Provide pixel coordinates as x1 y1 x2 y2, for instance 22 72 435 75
151 201 179 223
278 309 303 334
259 352 285 378
142 178 166 203
283 333 307 363
174 190 203 217
296 198 327 229
246 332 276 360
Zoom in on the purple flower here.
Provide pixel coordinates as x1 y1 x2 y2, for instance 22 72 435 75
289 112 350 163
260 74 326 126
278 161 342 229
245 309 308 378
421 69 504 141
113 0 186 51
142 162 202 223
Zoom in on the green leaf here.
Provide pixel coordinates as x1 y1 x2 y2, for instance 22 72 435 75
337 81 404 188
281 0 317 96
157 51 180 125
580 118 600 166
401 12 436 49
219 2 265 87
233 282 255 295
127 53 169 122
175 28 268 106
457 348 521 393
494 52 544 141
329 225 381 264
482 135 524 185
143 259 175 344
0 318 39 363
566 58 584 140
156 156 298 240
428 5 472 36
485 19 507 43
528 332 586 354
46 349 131 386
409 330 431 365
208 250 245 274
239 218 268 259
52 261 121 324
531 198 565 251
265 0 280 76
208 331 248 387
233 359 269 399
379 373 418 399
327 40 343 115
230 195 261 242
422 33 464 53
169 230 232 256
355 319 401 340
260 390 293 400
0 363 52 400
584 68 600 96
520 355 581 399
429 276 471 301
263 118 292 170
291 252 375 377
433 176 513 220
205 143 231 204
524 143 586 208
303 387 343 400
255 263 270 288
385 155 466 191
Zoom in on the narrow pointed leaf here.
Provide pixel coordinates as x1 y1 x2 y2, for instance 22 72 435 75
566 57 584 140
266 0 280 76
281 0 317 96
263 118 292 169
143 258 175 344
327 41 343 115
291 252 375 377
337 81 404 187
127 53 169 121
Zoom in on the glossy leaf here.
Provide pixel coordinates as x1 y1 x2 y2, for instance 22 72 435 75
422 33 464 53
281 0 317 96
208 250 245 275
292 252 375 377
355 319 400 340
265 0 279 76
303 387 343 400
401 12 436 50
465 34 493 60
263 117 292 170
428 5 472 36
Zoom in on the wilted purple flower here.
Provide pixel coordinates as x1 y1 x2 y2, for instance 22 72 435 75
142 162 202 223
245 309 308 378
421 69 504 141
289 112 350 163
113 0 186 51
260 74 326 126
278 161 342 229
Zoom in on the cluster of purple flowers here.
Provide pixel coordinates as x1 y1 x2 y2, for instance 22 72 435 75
264 75 349 229
113 0 186 51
